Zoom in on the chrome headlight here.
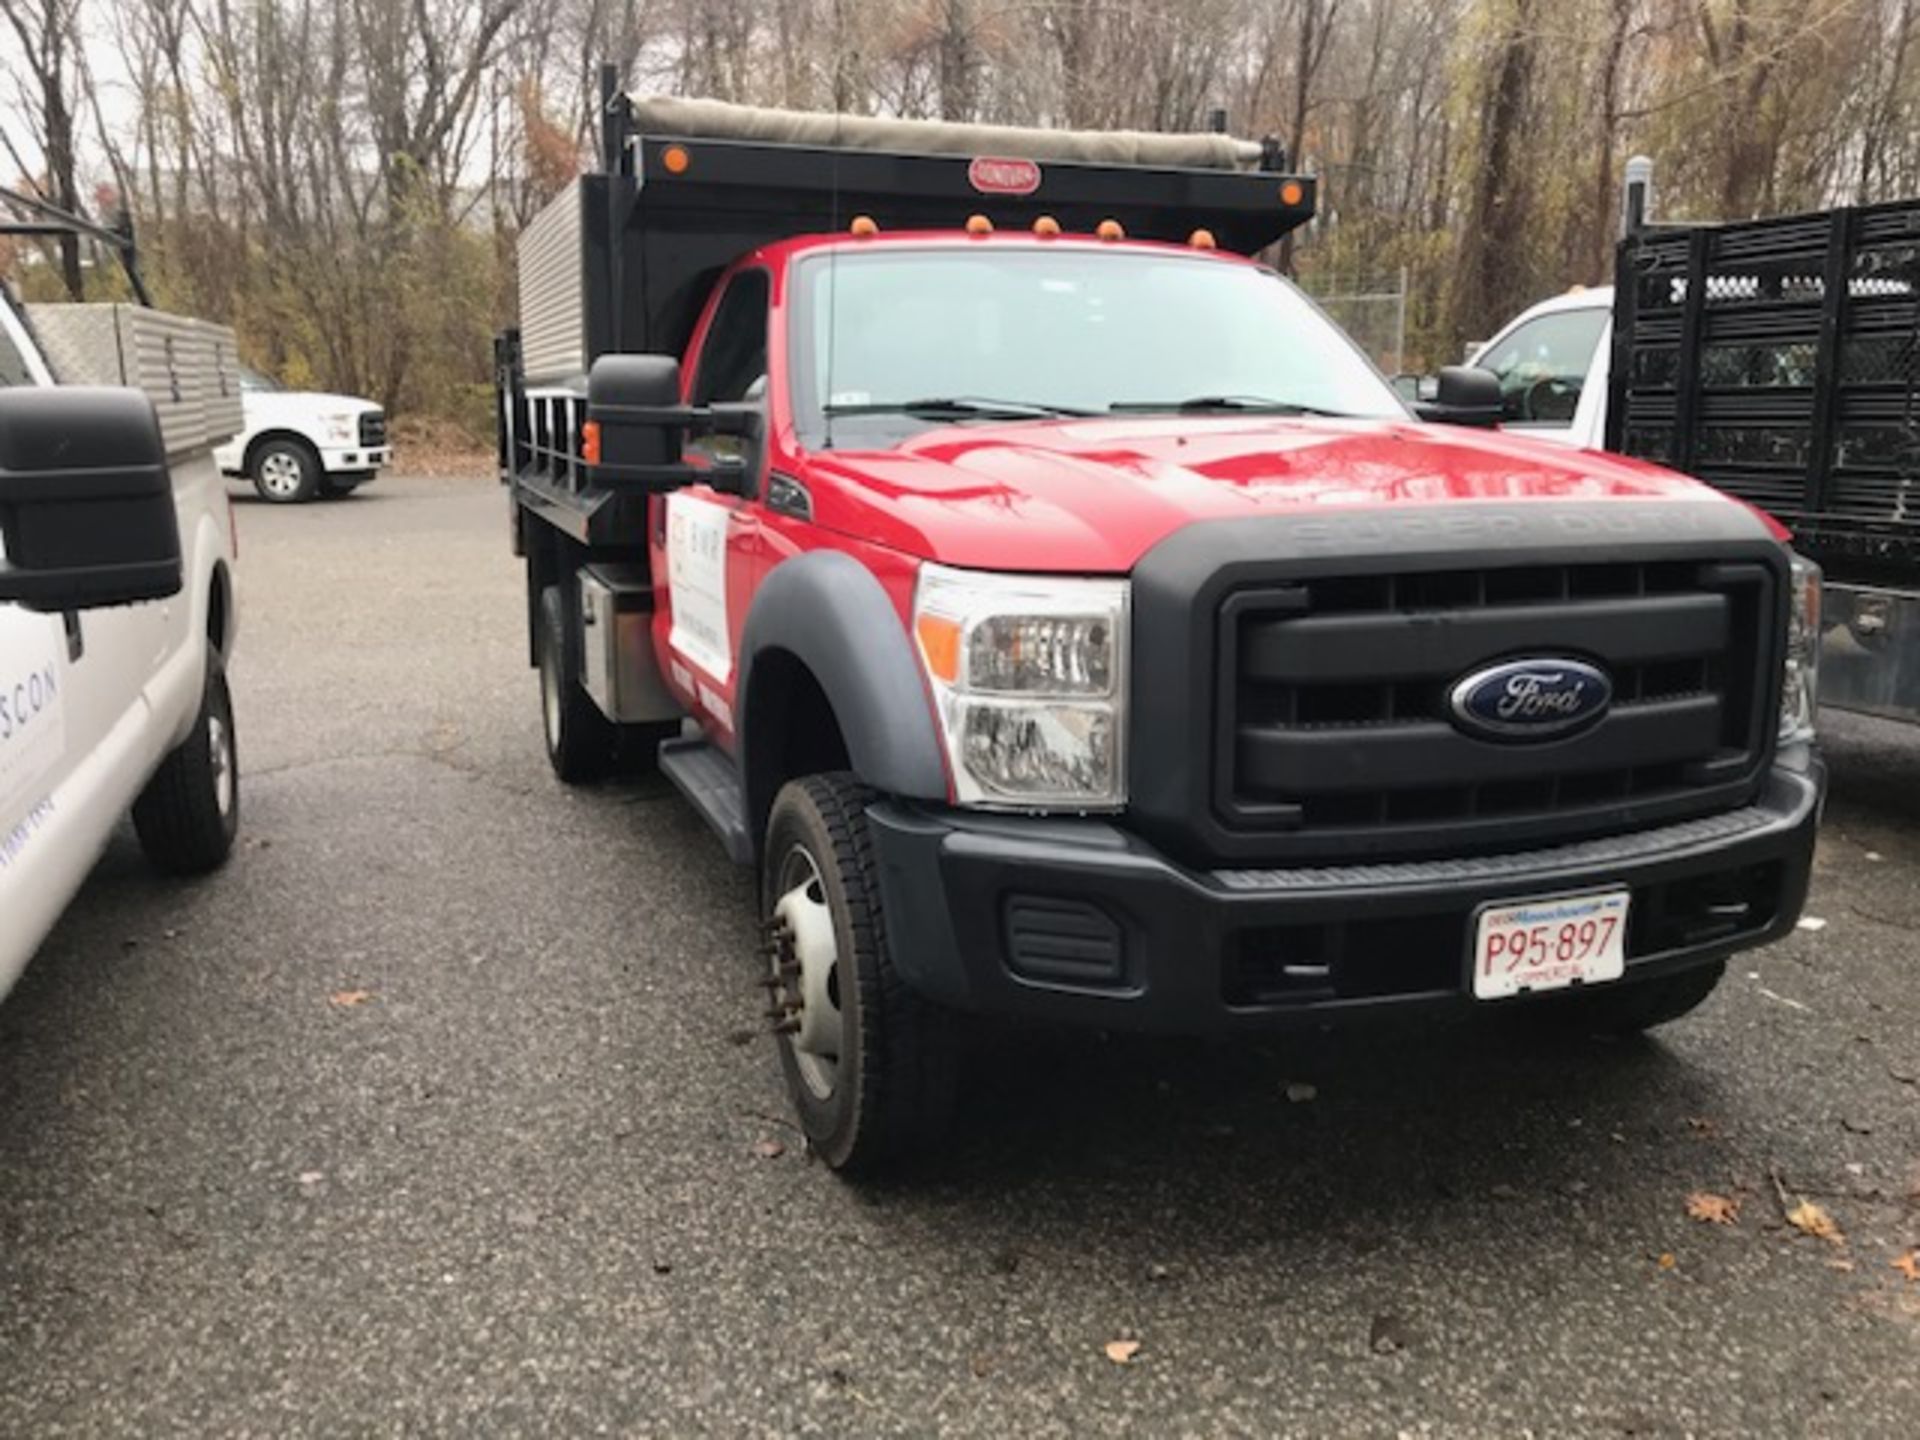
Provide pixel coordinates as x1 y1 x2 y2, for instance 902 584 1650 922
1780 553 1821 744
912 563 1128 810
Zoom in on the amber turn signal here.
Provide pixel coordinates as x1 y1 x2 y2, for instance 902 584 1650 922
850 214 879 236
581 420 602 465
1279 179 1305 207
1096 218 1125 241
965 214 994 235
915 612 962 684
1033 215 1061 236
661 144 692 175
1188 228 1217 250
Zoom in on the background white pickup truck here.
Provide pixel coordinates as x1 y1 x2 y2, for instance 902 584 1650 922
1468 285 1614 450
1 288 241 1000
212 368 391 503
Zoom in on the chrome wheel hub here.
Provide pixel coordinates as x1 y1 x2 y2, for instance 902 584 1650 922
769 846 841 1100
258 452 302 497
209 712 233 817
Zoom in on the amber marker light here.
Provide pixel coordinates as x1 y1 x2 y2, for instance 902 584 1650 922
1279 180 1306 207
581 420 602 465
1033 215 1061 236
1188 228 1217 250
849 214 879 236
1096 218 1125 241
915 613 962 684
965 213 994 235
661 144 691 175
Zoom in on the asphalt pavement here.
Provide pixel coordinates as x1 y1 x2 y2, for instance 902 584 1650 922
2 474 1916 1436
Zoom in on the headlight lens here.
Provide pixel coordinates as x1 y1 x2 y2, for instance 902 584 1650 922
1780 553 1821 744
321 413 356 443
913 564 1128 809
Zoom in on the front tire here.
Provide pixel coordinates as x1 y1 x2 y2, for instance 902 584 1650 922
251 439 320 504
762 773 959 1174
537 583 615 783
133 654 239 875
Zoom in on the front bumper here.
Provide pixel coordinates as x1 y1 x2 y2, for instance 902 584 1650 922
870 755 1824 1033
319 445 392 474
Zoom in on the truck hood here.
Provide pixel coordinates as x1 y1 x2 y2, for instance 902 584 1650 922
803 416 1755 573
243 391 381 421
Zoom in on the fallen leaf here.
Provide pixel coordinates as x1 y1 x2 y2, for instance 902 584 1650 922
1892 1250 1920 1282
1685 1191 1740 1225
1842 1116 1875 1136
1368 1313 1411 1355
1829 1257 1857 1273
1285 1081 1317 1103
970 1352 993 1378
1786 1200 1844 1245
1684 1116 1715 1135
1797 916 1828 932
1656 1252 1677 1270
1104 1339 1141 1365
752 1138 786 1159
328 989 373 1008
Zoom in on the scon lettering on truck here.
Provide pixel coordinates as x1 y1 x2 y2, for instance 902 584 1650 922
0 661 57 741
494 74 1824 1176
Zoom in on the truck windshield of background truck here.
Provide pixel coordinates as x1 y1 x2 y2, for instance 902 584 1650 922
1474 305 1607 426
790 248 1406 447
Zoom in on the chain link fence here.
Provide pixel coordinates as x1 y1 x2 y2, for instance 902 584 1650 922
1301 268 1410 377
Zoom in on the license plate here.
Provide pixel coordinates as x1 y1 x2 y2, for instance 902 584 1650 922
1472 890 1629 1000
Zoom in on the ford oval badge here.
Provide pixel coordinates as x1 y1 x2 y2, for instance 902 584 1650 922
1448 658 1613 741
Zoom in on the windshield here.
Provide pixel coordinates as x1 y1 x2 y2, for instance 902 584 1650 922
1474 307 1607 425
791 248 1405 445
239 365 282 392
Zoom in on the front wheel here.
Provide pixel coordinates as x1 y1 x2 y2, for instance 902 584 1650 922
132 654 239 875
762 773 959 1174
251 439 320 504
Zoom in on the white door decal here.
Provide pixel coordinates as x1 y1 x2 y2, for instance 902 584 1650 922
666 494 733 682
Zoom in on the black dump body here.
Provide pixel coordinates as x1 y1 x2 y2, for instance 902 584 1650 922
551 93 1315 370
1607 201 1920 584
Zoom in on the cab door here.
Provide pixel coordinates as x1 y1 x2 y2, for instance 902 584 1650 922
653 267 771 749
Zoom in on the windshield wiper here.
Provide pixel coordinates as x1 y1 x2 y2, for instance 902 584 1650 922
823 396 1096 420
1109 395 1351 417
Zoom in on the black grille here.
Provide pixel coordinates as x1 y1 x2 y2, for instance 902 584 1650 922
358 410 387 447
1215 559 1776 860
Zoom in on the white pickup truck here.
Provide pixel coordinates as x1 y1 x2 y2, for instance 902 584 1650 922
1 287 240 1000
213 368 390 503
1468 285 1615 450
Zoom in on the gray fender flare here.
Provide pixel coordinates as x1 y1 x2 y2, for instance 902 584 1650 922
737 550 948 839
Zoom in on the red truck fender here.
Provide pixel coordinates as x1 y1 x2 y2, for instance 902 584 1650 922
736 550 949 853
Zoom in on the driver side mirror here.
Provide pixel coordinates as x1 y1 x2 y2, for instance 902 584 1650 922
1413 365 1503 428
0 387 181 613
587 354 761 496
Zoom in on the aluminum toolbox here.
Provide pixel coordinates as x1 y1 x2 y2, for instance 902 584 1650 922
25 302 244 456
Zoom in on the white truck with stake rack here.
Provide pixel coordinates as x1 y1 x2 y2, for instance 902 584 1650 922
0 195 242 1000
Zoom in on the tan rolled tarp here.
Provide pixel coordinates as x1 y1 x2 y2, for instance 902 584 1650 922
627 95 1264 171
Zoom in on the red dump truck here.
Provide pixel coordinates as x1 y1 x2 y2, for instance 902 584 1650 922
496 81 1823 1172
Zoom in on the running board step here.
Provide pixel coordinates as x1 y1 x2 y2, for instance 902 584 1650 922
658 738 752 865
